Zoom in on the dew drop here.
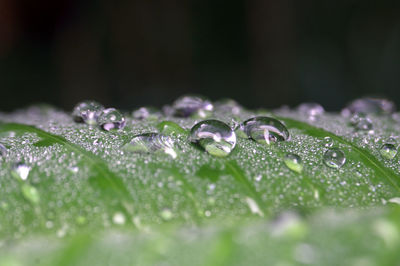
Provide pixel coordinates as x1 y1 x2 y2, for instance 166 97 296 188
214 98 242 115
12 163 31 180
379 143 397 160
323 136 333 147
323 148 346 169
132 107 159 120
284 153 303 173
72 100 104 125
160 208 173 221
156 121 187 136
341 98 395 117
350 113 373 131
112 212 126 225
21 183 40 205
240 116 290 144
297 103 324 120
171 95 213 118
190 119 236 157
124 133 177 158
97 108 126 131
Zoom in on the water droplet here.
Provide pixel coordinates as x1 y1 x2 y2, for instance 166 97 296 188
171 95 213 118
214 99 242 115
160 208 173 221
97 108 126 131
21 184 40 204
341 98 395 117
156 121 187 136
112 212 126 225
0 143 7 158
323 136 333 147
284 153 303 173
12 163 31 180
323 148 346 169
350 113 373 131
240 116 290 144
72 100 104 125
245 197 264 217
190 120 236 157
380 143 397 160
297 103 324 120
132 107 159 120
124 133 177 158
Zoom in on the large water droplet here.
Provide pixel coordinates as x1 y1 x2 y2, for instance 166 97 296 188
72 100 104 125
171 95 213 118
97 108 126 131
323 148 346 169
341 98 395 117
21 184 40 205
124 133 177 158
190 120 236 157
156 121 187 136
12 163 31 180
297 103 324 120
240 116 290 144
284 153 303 173
380 143 397 160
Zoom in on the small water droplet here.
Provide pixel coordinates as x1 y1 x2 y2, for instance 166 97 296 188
284 153 303 173
72 100 104 125
160 208 173 221
190 120 236 157
323 148 346 169
380 143 397 160
240 116 290 144
171 95 213 118
21 184 40 204
112 212 126 225
341 98 395 117
323 136 333 147
132 107 160 120
156 121 187 136
124 133 177 158
297 103 324 120
350 113 373 131
97 108 126 131
214 98 242 115
12 163 31 180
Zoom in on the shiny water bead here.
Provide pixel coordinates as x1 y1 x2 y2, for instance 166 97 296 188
97 108 126 131
297 103 324 119
240 116 290 144
72 100 104 125
132 107 159 120
124 133 177 158
284 153 303 173
349 113 373 131
323 136 333 147
0 143 7 157
156 121 187 136
190 120 236 157
323 148 346 169
171 95 213 118
341 98 395 117
379 143 397 160
11 163 31 180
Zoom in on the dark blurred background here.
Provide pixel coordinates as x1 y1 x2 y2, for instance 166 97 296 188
0 0 399 111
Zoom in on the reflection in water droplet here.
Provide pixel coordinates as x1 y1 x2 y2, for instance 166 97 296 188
171 95 213 118
98 108 126 131
240 116 289 144
0 143 7 158
323 148 346 169
341 98 395 117
284 153 303 173
112 212 126 225
350 113 373 131
21 183 40 204
297 103 324 120
380 143 397 160
72 100 104 125
124 133 177 158
12 163 31 180
190 120 236 157
323 136 333 147
156 121 187 136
